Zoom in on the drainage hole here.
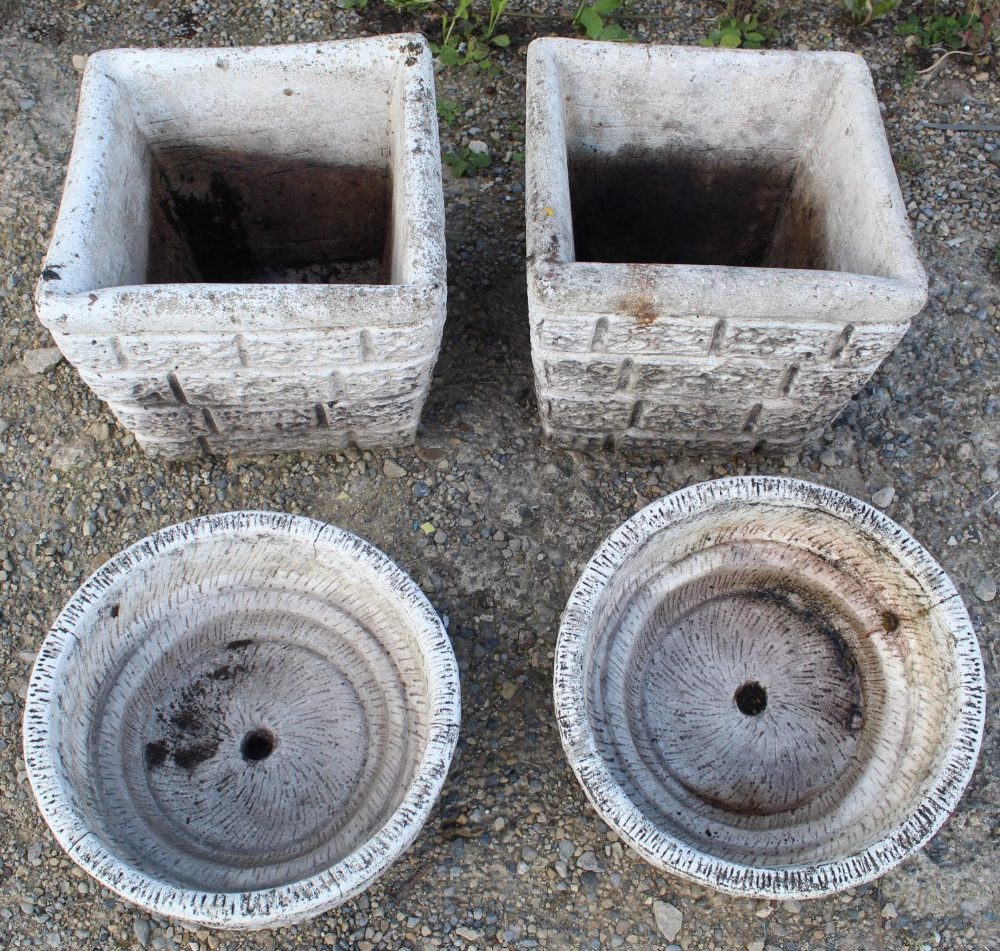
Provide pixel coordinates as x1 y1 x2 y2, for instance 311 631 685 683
240 728 275 762
734 681 768 717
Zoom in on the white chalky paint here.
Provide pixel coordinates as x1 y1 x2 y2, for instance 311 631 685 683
526 41 927 451
23 512 461 928
35 35 446 458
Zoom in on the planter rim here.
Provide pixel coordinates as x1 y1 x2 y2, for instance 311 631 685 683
37 280 447 336
23 511 461 929
525 38 928 300
553 476 985 899
36 32 446 306
527 262 926 325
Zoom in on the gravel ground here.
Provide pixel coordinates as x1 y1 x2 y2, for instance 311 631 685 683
1 1 998 949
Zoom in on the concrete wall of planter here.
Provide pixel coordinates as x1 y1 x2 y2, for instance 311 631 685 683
526 40 928 452
554 477 985 899
35 35 446 458
22 512 461 929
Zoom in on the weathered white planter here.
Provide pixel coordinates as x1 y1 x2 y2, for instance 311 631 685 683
35 35 446 458
526 41 927 451
22 512 460 929
554 478 985 899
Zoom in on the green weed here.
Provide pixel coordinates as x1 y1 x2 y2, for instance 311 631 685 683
434 0 509 71
436 98 462 127
573 0 630 41
843 0 897 26
897 2 997 52
444 145 491 177
700 3 776 48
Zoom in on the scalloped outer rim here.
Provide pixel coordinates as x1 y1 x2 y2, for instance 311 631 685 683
22 511 461 929
553 476 986 900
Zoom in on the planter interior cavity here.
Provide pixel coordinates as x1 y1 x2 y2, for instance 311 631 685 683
22 513 460 929
554 478 985 899
148 148 391 285
526 41 927 452
36 35 446 458
568 149 819 270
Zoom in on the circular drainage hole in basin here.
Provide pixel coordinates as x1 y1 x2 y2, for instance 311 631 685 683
734 681 767 717
240 728 276 762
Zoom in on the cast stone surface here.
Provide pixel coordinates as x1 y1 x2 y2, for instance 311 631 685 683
554 477 985 899
34 34 447 459
526 40 928 452
22 512 461 929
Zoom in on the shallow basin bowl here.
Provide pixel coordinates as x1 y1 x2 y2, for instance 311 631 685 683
23 512 460 928
554 477 985 899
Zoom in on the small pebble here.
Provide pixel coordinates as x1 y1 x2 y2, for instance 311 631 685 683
653 901 682 942
22 347 63 374
133 918 151 948
973 577 996 602
382 460 407 479
872 486 895 508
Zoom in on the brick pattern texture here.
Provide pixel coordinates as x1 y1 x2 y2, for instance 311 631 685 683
531 307 908 452
56 323 443 458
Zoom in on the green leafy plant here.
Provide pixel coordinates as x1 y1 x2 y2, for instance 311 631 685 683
844 0 897 26
336 0 368 9
444 145 491 177
894 151 922 175
436 98 462 127
700 3 775 48
899 54 917 87
897 2 996 52
573 0 630 41
384 0 434 8
434 0 509 71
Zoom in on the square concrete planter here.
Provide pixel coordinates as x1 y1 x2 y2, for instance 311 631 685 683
526 40 927 452
36 35 446 458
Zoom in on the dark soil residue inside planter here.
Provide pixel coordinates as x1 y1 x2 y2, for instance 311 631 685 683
147 146 391 285
144 657 249 773
568 146 826 270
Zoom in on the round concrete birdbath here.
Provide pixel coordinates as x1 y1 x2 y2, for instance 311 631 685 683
554 477 985 899
23 512 460 928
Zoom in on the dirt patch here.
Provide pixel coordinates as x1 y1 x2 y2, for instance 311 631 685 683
144 656 248 773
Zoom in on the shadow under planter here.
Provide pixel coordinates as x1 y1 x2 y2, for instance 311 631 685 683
36 34 446 458
526 40 928 453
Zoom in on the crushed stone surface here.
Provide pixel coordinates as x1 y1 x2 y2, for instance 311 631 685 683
0 2 997 948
